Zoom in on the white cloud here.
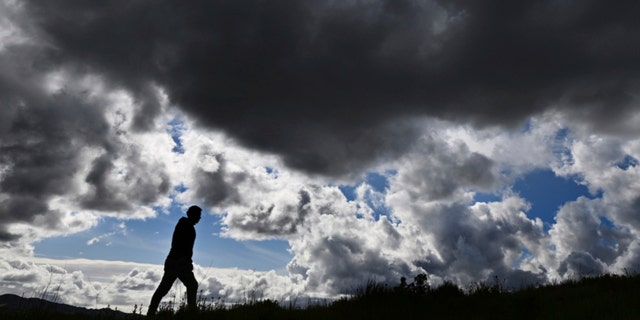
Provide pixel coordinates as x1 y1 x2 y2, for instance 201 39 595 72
5 110 640 310
167 116 640 296
87 222 127 246
0 255 306 312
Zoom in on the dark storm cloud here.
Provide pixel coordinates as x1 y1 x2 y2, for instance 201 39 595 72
558 251 606 277
80 149 172 211
0 44 104 237
225 190 312 237
24 0 640 175
294 232 411 294
395 135 496 201
191 152 244 208
0 40 170 242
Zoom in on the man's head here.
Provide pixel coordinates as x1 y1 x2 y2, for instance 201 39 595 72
186 205 202 225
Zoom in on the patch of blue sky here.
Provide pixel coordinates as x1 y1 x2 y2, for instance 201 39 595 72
264 166 281 180
512 169 595 230
553 127 570 141
339 171 395 200
338 184 357 202
599 216 616 230
173 184 187 193
33 232 95 260
166 187 292 270
552 128 572 159
167 117 186 154
200 239 293 272
33 216 171 263
365 171 393 192
34 202 294 271
512 247 533 269
616 155 639 170
363 196 392 222
596 216 630 250
339 171 395 222
473 192 502 203
194 213 293 271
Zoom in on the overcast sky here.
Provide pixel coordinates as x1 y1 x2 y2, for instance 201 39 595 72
2 0 640 312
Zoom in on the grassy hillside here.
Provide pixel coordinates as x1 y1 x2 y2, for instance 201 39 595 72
3 273 640 319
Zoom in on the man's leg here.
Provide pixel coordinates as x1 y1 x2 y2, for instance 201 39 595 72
147 272 178 316
178 270 198 311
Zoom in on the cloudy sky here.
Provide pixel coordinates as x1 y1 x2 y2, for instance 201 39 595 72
2 0 640 312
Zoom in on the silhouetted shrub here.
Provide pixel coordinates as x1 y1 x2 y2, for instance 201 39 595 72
431 281 464 299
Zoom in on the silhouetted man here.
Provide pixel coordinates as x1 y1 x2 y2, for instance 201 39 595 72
147 205 202 316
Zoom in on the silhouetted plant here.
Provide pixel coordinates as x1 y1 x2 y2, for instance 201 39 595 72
411 273 429 294
395 273 430 295
469 275 505 295
354 279 389 298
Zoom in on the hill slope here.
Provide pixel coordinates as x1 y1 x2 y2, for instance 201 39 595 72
0 294 130 318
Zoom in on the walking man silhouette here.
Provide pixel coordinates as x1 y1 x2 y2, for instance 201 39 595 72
147 205 202 316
